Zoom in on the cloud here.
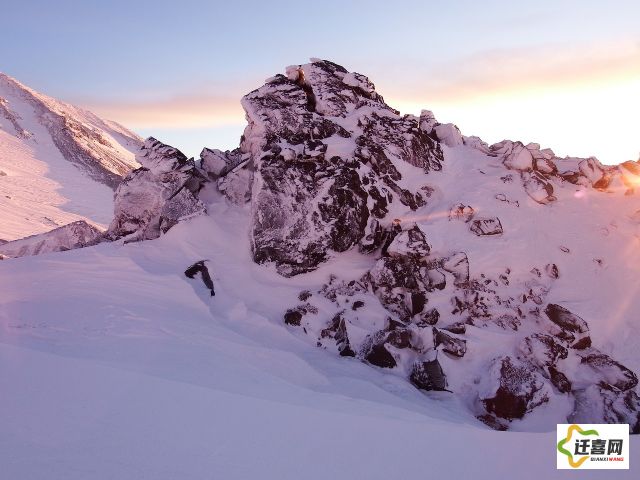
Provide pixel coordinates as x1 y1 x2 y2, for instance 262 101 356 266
79 92 246 129
385 39 640 105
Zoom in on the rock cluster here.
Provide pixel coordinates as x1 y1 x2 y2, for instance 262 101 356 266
105 138 206 242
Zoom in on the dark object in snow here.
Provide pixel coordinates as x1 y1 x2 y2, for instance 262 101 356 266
284 309 303 326
184 260 215 296
544 304 588 333
469 218 503 236
410 358 447 391
482 356 548 420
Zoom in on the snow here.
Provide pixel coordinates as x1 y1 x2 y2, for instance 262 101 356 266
1 186 639 477
0 200 633 478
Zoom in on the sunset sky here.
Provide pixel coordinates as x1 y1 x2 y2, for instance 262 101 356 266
2 0 638 164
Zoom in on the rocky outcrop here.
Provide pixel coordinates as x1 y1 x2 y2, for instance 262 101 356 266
480 356 550 420
241 60 443 276
0 220 102 258
281 217 640 431
105 138 206 242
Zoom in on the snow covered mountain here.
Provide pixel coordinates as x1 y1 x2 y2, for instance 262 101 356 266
1 60 639 478
0 73 141 241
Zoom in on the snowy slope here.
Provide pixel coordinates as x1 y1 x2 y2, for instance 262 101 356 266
0 73 141 241
1 205 638 479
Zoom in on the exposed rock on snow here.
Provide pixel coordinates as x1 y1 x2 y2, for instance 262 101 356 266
0 220 102 258
433 123 463 147
544 304 588 334
521 171 555 204
469 218 503 236
410 357 448 391
105 138 206 242
480 356 550 420
386 225 430 258
184 260 215 296
448 203 475 222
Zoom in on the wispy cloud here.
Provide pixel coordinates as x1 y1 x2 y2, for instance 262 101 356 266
80 92 246 129
386 39 640 105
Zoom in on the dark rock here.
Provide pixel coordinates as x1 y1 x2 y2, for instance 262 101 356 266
433 328 467 357
518 334 567 368
481 356 549 420
545 263 559 279
548 366 572 393
335 316 355 357
364 343 396 368
580 352 638 392
298 290 312 301
544 304 589 334
284 309 303 326
352 300 365 311
477 414 508 431
415 308 440 327
521 170 555 204
184 260 215 296
368 255 429 320
571 336 592 350
469 218 503 236
410 358 448 391
441 252 470 285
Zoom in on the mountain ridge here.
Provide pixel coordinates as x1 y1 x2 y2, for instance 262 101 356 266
0 72 142 240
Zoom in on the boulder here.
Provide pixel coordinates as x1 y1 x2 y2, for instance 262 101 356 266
480 356 549 420
517 334 567 369
521 170 555 204
544 304 589 334
106 137 206 242
434 123 464 147
410 357 448 391
470 218 503 236
579 352 638 392
0 220 102 258
386 224 430 258
433 327 467 357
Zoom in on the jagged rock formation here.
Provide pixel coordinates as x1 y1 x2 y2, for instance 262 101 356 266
105 138 206 242
238 60 443 276
0 220 102 258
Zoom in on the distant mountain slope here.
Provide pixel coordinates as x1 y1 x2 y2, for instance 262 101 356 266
0 73 141 240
